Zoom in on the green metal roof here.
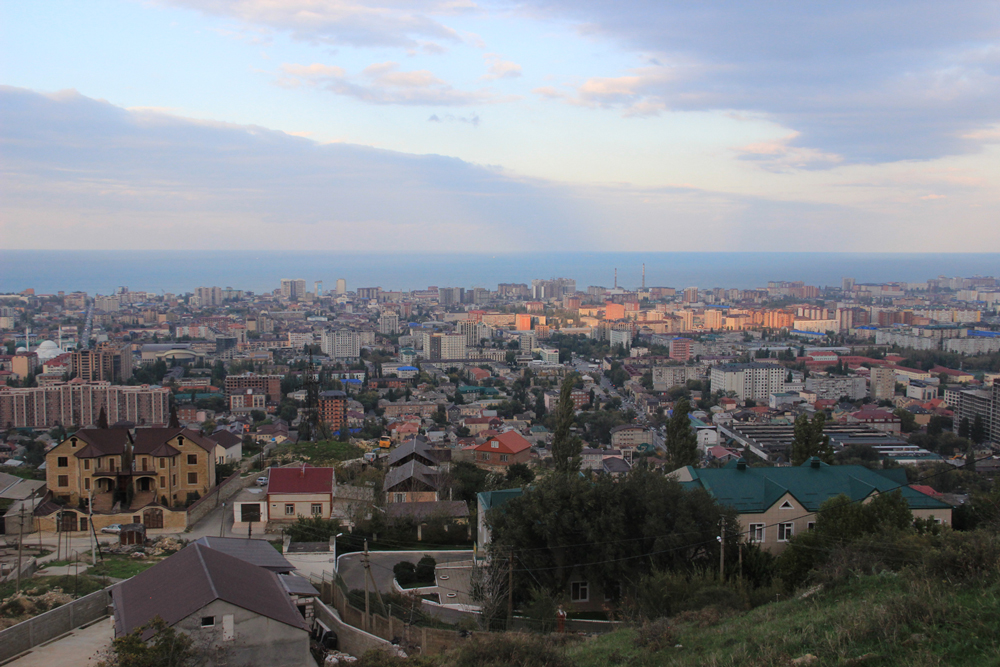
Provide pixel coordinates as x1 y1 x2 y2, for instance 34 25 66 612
682 459 951 514
477 487 525 512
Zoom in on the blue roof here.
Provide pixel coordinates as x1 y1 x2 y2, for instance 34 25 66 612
398 366 419 371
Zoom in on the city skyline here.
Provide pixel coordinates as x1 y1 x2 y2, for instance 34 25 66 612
3 1 1000 251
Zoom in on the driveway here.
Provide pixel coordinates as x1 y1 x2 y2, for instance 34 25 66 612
5 619 112 667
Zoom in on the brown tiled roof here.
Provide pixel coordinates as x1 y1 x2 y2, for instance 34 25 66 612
133 428 215 455
387 500 469 521
112 543 308 638
209 430 242 449
72 429 132 458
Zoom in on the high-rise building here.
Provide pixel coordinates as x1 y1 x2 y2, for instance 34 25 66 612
669 337 694 361
73 342 133 383
0 382 170 428
869 367 896 401
458 320 492 347
683 287 699 303
336 278 347 295
224 373 283 403
280 279 306 301
379 312 400 335
710 363 786 402
422 333 466 360
516 314 532 331
195 286 223 307
318 390 348 433
322 330 362 359
953 384 1000 445
438 287 464 306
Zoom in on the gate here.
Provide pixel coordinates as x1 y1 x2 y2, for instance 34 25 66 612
143 508 164 529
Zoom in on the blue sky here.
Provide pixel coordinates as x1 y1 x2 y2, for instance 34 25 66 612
2 0 999 251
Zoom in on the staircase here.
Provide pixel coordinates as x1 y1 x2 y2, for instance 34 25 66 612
129 491 156 511
91 492 114 513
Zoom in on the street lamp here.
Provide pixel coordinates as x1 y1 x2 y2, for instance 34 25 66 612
333 533 344 572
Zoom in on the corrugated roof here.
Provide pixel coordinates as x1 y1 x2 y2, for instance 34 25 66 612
193 537 294 573
683 459 952 514
133 428 215 455
383 460 439 492
476 431 531 454
112 543 308 637
267 466 335 495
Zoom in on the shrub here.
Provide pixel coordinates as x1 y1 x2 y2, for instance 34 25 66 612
448 633 573 667
923 530 1000 584
393 560 417 586
634 618 677 652
415 555 436 584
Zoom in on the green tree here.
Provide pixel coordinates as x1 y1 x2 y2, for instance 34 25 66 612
664 397 699 470
96 616 195 667
959 416 971 439
790 412 833 466
894 408 917 433
505 462 535 487
286 515 342 542
97 406 109 429
971 414 987 445
551 375 583 473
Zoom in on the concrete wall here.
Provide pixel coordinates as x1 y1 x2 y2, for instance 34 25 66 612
0 587 111 663
186 473 254 527
175 598 310 667
313 599 395 659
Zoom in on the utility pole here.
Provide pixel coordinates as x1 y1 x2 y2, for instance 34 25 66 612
507 550 514 629
89 488 95 567
219 501 226 538
363 539 371 632
15 504 25 593
719 521 725 580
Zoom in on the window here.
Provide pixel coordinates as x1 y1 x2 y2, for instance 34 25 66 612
58 475 69 487
500 454 509 462
394 493 406 503
779 500 794 510
285 503 295 515
807 522 816 531
159 458 166 469
84 478 90 490
604 582 622 602
187 472 198 485
201 616 215 628
491 442 499 448
187 454 197 465
778 523 794 542
57 456 68 467
749 523 765 542
83 459 90 470
571 581 589 602
311 503 322 515
160 476 166 488
172 475 176 486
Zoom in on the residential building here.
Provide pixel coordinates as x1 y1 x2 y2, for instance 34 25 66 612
224 374 282 403
804 376 867 400
208 430 243 464
280 279 306 301
953 384 1000 445
73 342 133 382
378 312 400 335
110 543 311 667
322 330 362 359
384 461 440 503
652 365 703 391
266 465 336 523
475 431 532 470
422 333 466 360
869 366 896 401
710 363 786 402
230 388 266 413
0 381 170 429
669 337 694 361
672 458 952 553
318 390 347 433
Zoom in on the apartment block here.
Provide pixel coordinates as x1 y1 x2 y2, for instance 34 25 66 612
0 381 170 429
710 363 786 402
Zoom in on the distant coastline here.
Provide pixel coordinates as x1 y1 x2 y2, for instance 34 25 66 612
1 250 998 295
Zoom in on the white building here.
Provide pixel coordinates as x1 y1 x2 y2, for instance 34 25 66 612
710 363 786 402
322 330 361 359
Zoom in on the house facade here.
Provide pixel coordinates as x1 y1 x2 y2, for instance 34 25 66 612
474 432 532 471
265 465 336 524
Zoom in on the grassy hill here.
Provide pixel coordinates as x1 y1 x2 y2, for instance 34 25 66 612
361 572 1000 667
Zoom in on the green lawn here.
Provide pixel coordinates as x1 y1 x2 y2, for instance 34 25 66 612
274 440 363 465
88 556 159 579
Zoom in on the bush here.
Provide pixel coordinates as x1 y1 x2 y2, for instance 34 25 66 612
522 587 559 633
923 530 1000 584
625 570 747 621
393 560 417 586
415 555 436 584
448 633 574 667
634 618 677 652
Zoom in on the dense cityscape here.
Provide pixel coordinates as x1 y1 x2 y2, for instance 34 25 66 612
1 269 999 663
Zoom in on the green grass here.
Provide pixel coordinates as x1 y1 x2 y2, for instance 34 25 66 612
274 440 363 465
560 575 1000 667
88 555 159 579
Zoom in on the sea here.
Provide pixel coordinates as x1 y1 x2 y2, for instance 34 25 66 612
1 251 998 295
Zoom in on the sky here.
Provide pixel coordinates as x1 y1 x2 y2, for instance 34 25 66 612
1 0 999 252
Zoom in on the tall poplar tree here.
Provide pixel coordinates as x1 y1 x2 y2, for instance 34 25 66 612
551 375 582 473
665 397 699 470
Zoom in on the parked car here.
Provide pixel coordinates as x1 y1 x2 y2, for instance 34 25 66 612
256 476 268 486
101 524 122 534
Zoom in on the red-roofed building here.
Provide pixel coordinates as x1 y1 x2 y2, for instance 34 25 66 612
468 367 491 383
929 366 975 383
910 484 942 499
850 407 902 434
475 431 532 471
266 465 336 523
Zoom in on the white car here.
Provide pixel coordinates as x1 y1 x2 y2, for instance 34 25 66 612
101 524 122 534
256 476 269 486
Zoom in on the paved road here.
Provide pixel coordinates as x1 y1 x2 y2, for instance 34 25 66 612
337 550 473 595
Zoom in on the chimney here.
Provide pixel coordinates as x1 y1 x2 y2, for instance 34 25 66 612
810 456 821 468
736 458 747 471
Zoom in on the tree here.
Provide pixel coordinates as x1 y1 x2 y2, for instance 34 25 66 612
893 408 917 434
790 412 833 466
97 406 109 429
505 462 535 487
971 414 987 445
959 417 971 440
96 616 195 667
534 392 546 418
664 397 699 470
286 515 341 542
551 375 583 473
168 405 180 429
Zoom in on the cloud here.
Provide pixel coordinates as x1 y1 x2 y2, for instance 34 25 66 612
734 133 844 172
3 86 998 252
428 113 481 126
161 0 478 49
518 0 1000 164
276 60 500 105
481 53 522 81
